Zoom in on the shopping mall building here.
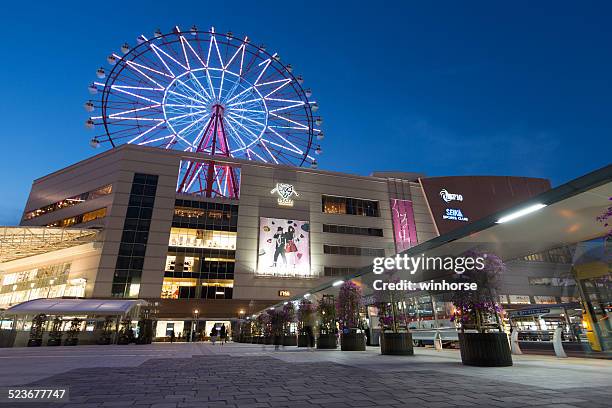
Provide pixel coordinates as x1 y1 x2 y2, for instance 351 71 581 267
0 144 609 346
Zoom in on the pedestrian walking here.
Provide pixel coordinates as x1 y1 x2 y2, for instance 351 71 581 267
220 324 227 345
210 327 217 345
170 330 175 344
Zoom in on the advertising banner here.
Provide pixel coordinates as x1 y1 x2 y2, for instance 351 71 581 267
257 217 311 277
390 199 418 253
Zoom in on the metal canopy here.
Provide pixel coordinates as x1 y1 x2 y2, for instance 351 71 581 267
0 227 99 263
1 298 147 316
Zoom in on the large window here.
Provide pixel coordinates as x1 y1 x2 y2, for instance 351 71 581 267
169 228 236 250
112 173 158 298
323 245 385 257
161 277 233 299
46 207 107 227
173 200 238 231
164 250 235 280
24 185 112 221
322 195 379 217
323 266 360 277
323 224 383 237
0 262 86 308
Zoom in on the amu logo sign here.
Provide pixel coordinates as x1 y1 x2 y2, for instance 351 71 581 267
271 183 299 206
439 189 463 203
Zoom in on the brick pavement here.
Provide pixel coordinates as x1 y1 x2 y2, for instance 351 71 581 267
3 344 610 408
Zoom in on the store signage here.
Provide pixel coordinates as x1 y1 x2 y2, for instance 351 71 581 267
443 208 469 222
271 183 299 206
508 295 531 304
278 290 291 297
534 295 557 304
509 307 550 317
439 189 463 203
390 199 418 253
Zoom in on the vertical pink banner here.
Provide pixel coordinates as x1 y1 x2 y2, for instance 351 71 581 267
391 199 418 253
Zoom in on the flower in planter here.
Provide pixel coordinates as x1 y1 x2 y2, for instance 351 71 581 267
449 250 505 333
374 277 410 333
335 281 363 330
281 302 296 335
317 295 337 334
297 299 315 334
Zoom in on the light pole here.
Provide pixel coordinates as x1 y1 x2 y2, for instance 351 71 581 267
192 309 199 342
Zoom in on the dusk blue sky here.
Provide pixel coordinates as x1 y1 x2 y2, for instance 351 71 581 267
0 1 611 224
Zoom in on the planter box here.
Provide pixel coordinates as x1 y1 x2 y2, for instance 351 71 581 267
27 338 42 347
316 333 337 349
117 337 130 345
47 337 62 347
458 332 512 367
64 338 79 346
244 336 252 343
380 332 414 355
297 334 310 347
317 334 338 350
264 336 273 345
97 337 112 345
341 331 366 351
282 335 297 346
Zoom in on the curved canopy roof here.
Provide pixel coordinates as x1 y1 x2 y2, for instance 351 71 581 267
0 227 99 263
2 298 147 316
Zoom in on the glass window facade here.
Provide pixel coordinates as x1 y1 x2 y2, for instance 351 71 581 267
111 173 158 298
162 199 238 300
323 266 359 277
24 185 112 221
322 195 379 217
323 245 385 257
46 207 107 227
323 224 383 237
0 262 85 308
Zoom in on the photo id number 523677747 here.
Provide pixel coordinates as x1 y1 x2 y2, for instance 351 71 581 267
1 388 69 402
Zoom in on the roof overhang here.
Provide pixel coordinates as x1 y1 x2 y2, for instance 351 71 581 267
0 227 99 263
1 298 147 316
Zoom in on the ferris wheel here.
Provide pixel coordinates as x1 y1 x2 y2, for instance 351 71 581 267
85 25 323 198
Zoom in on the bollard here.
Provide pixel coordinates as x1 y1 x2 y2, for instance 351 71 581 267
511 330 522 355
434 331 443 351
553 327 567 358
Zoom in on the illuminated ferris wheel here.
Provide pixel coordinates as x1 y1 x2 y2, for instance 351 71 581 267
85 25 323 198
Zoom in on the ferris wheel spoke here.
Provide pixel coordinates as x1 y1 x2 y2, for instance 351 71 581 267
224 117 249 150
166 89 208 107
138 134 175 146
254 58 272 86
178 36 191 70
261 138 303 155
166 109 209 122
269 112 309 130
257 139 279 164
151 43 188 73
181 37 208 69
224 86 254 105
108 104 162 119
122 59 170 89
225 115 261 145
226 112 266 128
247 148 267 162
109 86 161 105
269 102 305 113
266 126 304 154
127 121 167 144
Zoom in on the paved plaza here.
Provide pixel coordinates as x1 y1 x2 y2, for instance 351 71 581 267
0 343 610 407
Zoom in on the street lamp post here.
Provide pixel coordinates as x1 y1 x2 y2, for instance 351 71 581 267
192 309 199 342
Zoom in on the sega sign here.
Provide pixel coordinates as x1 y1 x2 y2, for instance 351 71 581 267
443 208 469 222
